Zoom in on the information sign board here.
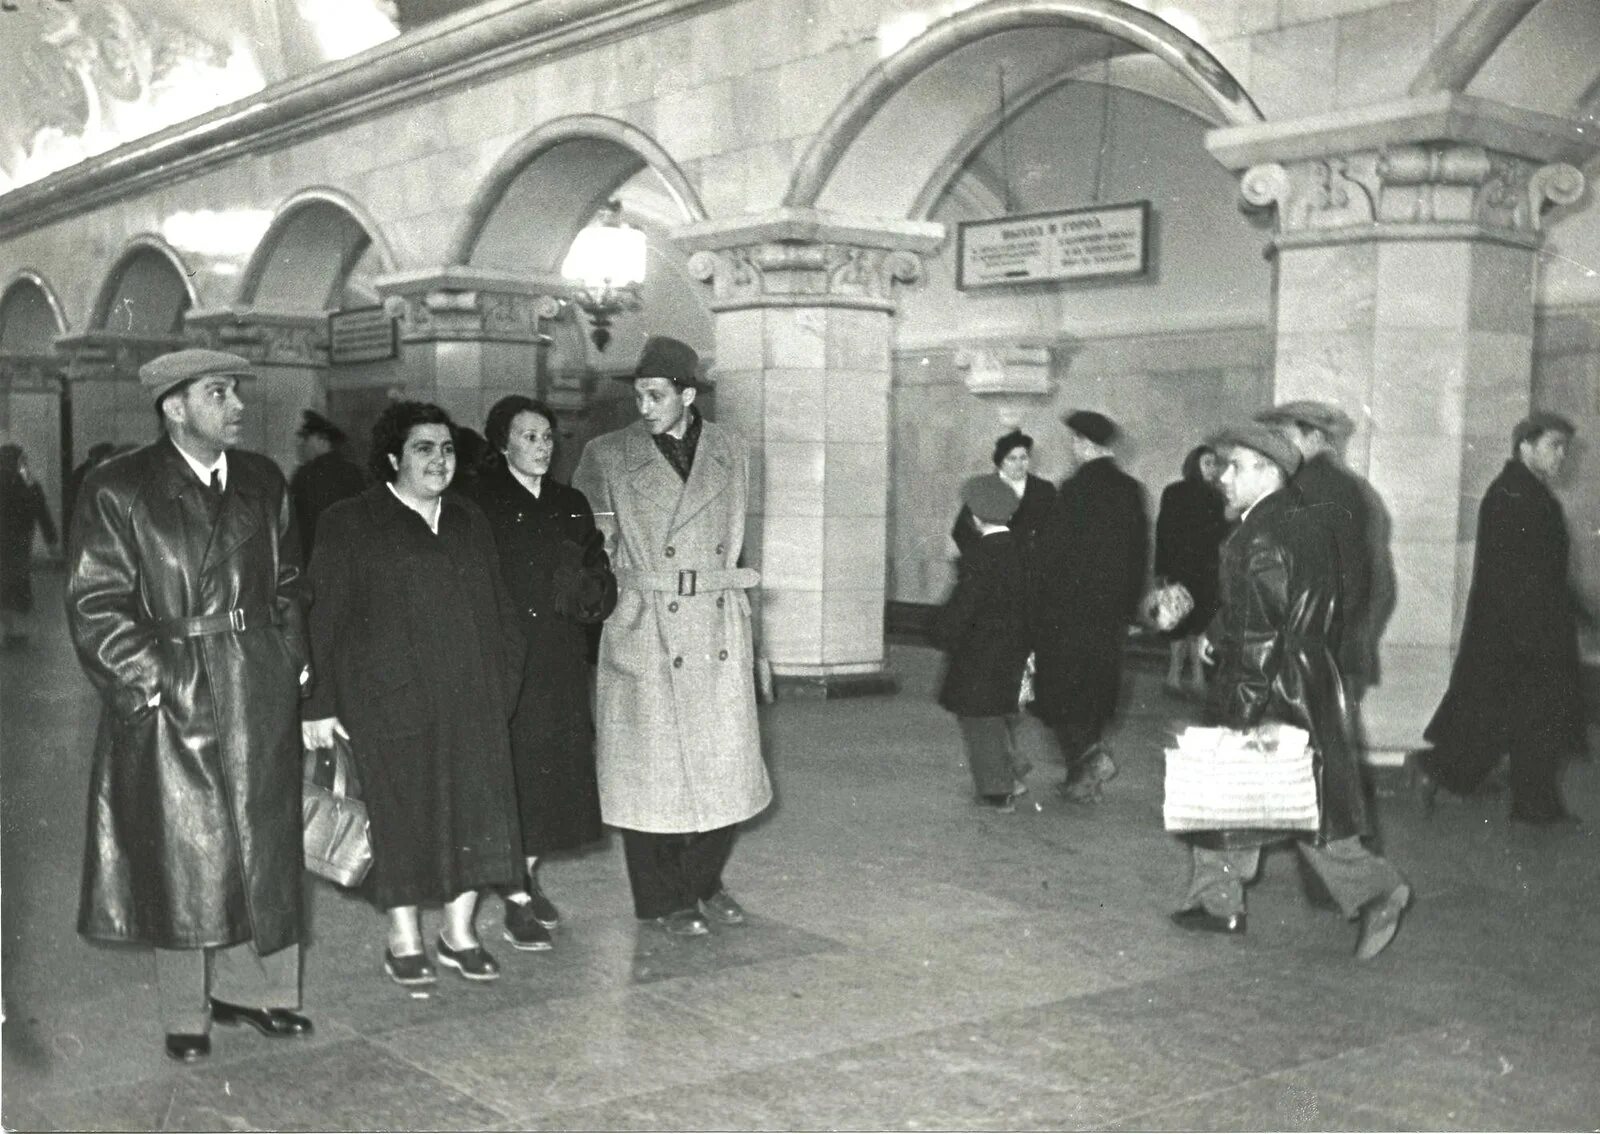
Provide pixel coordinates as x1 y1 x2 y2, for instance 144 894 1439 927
956 201 1150 289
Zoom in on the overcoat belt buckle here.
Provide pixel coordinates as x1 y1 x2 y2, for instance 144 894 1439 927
230 608 247 632
677 570 697 597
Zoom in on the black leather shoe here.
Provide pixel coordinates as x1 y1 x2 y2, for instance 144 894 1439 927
436 937 501 981
1404 752 1439 816
1355 883 1412 961
651 910 711 937
210 999 314 1038
164 1033 210 1062
503 898 555 951
1169 907 1246 935
525 877 561 929
699 890 747 926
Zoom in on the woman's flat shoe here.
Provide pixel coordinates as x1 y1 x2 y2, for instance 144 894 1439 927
436 937 501 981
384 948 437 987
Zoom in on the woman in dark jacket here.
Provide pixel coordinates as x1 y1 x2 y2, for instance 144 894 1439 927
0 443 58 646
465 396 615 952
950 429 1055 558
302 402 525 988
1154 445 1228 695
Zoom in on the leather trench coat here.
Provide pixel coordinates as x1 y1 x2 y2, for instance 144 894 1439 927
65 439 308 953
1201 487 1369 850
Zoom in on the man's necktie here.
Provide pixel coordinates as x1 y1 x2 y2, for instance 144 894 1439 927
209 470 224 498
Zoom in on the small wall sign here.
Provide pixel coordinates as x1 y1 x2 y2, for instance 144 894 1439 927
328 306 397 364
956 201 1150 289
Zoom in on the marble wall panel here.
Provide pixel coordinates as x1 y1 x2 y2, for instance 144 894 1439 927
68 381 117 458
528 52 600 113
823 442 888 518
594 39 658 109
1248 19 1338 121
697 151 749 219
1276 244 1379 333
1374 242 1472 329
825 309 891 373
730 69 786 151
689 5 758 84
1461 330 1535 394
762 442 827 517
765 309 828 369
1273 329 1375 413
1361 642 1452 751
1204 35 1254 95
1385 536 1460 649
777 46 875 140
715 312 765 373
1234 0 1284 34
826 370 891 442
1281 0 1391 23
822 589 884 664
1370 329 1466 433
1467 244 1537 335
761 588 823 662
823 515 887 590
763 370 827 442
1333 0 1433 108
743 139 799 214
647 20 697 98
655 82 738 164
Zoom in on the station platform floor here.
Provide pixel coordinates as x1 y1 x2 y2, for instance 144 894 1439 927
3 572 1597 1132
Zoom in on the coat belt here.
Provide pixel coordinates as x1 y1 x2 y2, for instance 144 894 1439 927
616 567 759 596
158 606 283 637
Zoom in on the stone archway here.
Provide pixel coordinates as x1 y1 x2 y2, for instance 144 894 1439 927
0 271 70 519
239 188 396 312
89 235 196 335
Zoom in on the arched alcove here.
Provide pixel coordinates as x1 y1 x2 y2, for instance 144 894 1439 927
0 272 67 352
0 271 70 524
239 189 394 312
90 237 196 335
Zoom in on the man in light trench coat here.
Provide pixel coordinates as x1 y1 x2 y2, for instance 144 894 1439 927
65 349 314 1061
574 335 772 936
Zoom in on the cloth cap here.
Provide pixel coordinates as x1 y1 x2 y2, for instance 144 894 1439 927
1211 422 1303 477
961 473 1021 525
139 349 252 404
1063 410 1118 446
297 409 346 443
1512 411 1576 447
1255 399 1354 441
628 335 701 387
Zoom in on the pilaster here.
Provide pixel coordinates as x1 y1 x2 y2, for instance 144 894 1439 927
678 209 944 697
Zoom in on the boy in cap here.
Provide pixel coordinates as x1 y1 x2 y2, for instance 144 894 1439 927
64 349 313 1060
573 336 772 936
1174 422 1410 959
1031 410 1149 802
933 473 1037 810
290 408 366 559
1409 412 1586 826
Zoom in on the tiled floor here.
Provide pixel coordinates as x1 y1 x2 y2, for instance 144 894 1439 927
4 574 1597 1131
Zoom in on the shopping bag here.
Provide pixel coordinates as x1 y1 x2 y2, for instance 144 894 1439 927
1162 722 1319 833
302 734 373 887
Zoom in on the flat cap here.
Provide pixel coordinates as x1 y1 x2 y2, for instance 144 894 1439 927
140 349 252 403
1513 411 1576 447
1063 409 1118 446
626 335 701 388
1211 421 1303 477
961 473 1021 525
1255 399 1354 441
297 409 346 443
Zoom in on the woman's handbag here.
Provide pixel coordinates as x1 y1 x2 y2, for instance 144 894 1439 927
302 734 373 887
1162 722 1319 833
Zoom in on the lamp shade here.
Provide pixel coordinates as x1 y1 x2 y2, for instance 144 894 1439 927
561 222 647 292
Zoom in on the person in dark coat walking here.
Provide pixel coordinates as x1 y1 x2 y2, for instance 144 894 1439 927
1256 401 1381 696
1030 410 1149 803
1409 413 1588 826
65 349 313 1062
302 401 526 988
466 396 616 952
935 473 1036 810
1153 444 1227 696
289 409 365 560
1 443 59 646
950 429 1056 559
1173 423 1410 961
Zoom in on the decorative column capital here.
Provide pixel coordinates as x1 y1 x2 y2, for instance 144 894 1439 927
374 267 568 344
676 208 945 312
54 331 184 383
184 308 329 368
1210 93 1594 250
0 351 65 392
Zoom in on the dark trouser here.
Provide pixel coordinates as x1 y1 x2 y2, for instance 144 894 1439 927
958 714 1030 798
619 825 737 920
1183 837 1405 920
155 943 301 1035
1051 720 1105 780
1418 740 1565 820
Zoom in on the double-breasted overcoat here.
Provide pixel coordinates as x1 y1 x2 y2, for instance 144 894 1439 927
66 439 307 953
572 417 771 834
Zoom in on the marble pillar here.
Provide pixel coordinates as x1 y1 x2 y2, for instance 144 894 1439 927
680 210 943 697
1208 94 1594 758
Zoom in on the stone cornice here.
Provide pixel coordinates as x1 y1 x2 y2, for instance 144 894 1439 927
675 209 946 256
375 266 567 344
0 351 65 391
0 0 728 239
184 308 329 368
54 331 184 382
1206 92 1598 170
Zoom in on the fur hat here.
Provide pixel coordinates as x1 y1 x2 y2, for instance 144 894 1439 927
139 349 252 404
1210 422 1303 477
961 473 1021 525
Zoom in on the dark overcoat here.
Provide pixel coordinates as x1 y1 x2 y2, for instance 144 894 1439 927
1424 460 1586 766
1 471 56 612
289 449 366 560
950 474 1056 558
1030 457 1149 729
1153 476 1228 638
1292 453 1376 686
66 439 307 953
933 529 1033 718
1200 486 1368 850
466 466 615 855
304 484 525 908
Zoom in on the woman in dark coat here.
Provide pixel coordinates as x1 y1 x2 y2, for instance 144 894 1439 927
1154 445 1228 695
950 429 1055 558
465 396 615 951
302 402 525 988
1 443 58 645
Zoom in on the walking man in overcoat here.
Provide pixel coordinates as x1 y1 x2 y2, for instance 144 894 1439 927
1030 410 1149 802
1409 413 1588 826
289 408 365 560
1174 424 1410 960
65 349 313 1061
573 336 771 936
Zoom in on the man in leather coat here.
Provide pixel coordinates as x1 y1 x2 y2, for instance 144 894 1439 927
65 349 314 1061
1172 423 1411 961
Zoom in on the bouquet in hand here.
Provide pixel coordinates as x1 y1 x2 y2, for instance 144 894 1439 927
1142 581 1195 633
